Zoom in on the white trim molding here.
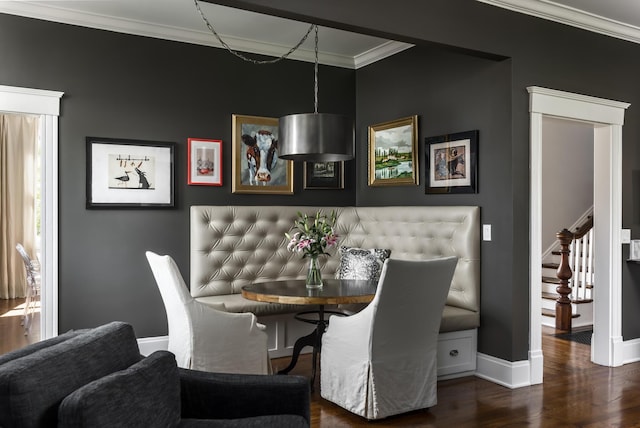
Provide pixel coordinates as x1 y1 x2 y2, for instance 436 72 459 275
623 338 640 364
0 2 412 69
528 86 629 376
354 41 414 69
0 85 62 116
477 0 640 45
0 85 64 340
137 336 169 356
475 353 533 389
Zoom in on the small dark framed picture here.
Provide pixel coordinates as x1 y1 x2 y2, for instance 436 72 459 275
425 130 478 194
304 161 344 189
188 138 222 186
86 136 175 208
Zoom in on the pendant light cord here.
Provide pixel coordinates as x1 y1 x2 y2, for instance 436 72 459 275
194 0 315 65
314 25 319 114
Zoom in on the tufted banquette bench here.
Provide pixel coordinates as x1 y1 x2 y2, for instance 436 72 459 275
190 205 480 378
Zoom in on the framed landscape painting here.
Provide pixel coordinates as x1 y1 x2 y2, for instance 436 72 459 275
231 114 293 195
425 130 478 194
368 115 419 186
86 136 175 208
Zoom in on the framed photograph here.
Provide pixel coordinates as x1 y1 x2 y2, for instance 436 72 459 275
231 114 294 194
368 115 419 186
304 161 344 189
86 137 175 208
425 130 478 194
188 138 222 186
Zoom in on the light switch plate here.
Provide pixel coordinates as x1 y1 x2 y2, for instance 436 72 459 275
631 240 640 260
622 229 631 244
483 224 491 241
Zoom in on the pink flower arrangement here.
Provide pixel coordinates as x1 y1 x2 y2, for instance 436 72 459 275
285 210 338 258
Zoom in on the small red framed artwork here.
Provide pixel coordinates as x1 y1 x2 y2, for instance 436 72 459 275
187 138 222 186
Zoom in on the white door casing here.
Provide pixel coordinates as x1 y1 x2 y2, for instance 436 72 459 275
0 85 63 339
528 86 629 384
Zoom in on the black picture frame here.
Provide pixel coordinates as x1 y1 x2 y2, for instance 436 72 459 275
303 161 345 189
86 136 175 208
425 130 478 194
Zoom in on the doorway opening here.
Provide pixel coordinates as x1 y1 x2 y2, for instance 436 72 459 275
0 85 63 341
528 86 630 384
540 117 594 331
0 113 41 345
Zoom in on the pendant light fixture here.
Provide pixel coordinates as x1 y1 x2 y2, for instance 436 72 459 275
278 26 354 162
193 1 354 161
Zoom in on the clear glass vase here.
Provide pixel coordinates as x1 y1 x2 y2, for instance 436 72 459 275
306 255 323 289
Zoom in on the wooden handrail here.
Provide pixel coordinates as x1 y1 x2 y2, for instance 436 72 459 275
573 216 593 240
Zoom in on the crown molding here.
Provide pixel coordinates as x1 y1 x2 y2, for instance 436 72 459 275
0 2 411 69
477 0 640 45
355 41 414 69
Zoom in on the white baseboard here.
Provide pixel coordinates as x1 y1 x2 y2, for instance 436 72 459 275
623 337 640 364
141 335 538 390
475 352 532 389
475 337 640 389
138 334 570 391
137 335 168 356
139 333 640 388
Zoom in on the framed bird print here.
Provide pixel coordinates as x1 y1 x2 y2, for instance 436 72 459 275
86 136 175 208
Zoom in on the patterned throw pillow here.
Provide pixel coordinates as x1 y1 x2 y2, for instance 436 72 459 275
337 246 391 283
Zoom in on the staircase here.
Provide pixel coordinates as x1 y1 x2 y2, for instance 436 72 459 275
541 218 594 329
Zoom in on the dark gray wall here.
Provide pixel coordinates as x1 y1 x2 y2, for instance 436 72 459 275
215 0 640 361
355 45 513 358
0 14 355 337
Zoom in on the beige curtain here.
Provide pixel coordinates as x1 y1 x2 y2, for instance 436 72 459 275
0 113 39 299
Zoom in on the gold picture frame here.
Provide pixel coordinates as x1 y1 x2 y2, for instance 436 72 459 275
231 114 294 194
368 115 419 186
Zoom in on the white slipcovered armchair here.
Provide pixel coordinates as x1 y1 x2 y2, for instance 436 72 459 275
320 257 458 420
145 251 271 375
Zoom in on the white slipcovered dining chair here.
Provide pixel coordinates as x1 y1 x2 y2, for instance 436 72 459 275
145 251 271 375
320 256 458 420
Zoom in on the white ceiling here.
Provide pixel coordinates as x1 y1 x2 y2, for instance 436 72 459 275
0 0 639 69
0 0 413 69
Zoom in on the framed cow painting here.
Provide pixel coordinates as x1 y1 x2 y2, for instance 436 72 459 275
232 114 294 194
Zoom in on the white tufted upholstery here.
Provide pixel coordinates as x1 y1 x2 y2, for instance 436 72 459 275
190 205 480 331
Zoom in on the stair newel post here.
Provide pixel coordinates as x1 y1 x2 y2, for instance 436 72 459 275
556 228 574 331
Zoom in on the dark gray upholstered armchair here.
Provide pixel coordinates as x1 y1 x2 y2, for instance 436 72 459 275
0 321 310 428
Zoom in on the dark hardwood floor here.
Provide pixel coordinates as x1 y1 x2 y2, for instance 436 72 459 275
2 300 639 427
274 329 640 427
0 298 39 355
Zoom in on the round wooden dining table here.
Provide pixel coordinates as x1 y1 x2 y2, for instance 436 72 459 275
241 278 376 388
